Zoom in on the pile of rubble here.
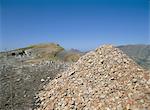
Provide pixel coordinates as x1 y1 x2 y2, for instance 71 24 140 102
36 45 150 110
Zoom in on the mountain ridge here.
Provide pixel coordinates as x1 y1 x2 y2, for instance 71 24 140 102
1 43 150 69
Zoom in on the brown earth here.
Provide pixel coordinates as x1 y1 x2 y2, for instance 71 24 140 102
0 61 70 110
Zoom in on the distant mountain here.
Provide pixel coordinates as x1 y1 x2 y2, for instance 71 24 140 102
56 49 84 62
1 43 150 69
117 44 150 70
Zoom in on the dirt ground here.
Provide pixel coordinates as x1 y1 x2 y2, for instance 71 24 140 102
0 56 70 110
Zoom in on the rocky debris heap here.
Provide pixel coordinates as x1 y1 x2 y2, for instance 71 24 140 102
36 45 150 110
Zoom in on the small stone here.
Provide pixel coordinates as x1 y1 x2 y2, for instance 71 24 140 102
132 78 138 83
47 77 50 79
41 79 45 82
99 94 106 99
140 99 144 103
105 107 111 110
16 78 21 82
117 104 123 110
147 79 150 85
126 104 130 110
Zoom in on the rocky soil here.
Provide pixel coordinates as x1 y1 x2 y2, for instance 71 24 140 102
0 43 83 110
0 59 70 110
36 45 150 110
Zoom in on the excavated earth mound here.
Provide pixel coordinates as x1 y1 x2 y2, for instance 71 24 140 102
36 45 150 110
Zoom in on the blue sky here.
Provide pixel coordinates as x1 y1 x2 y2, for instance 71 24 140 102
0 0 149 51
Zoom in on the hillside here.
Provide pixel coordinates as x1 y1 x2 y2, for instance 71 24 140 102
118 45 150 70
1 43 149 69
57 49 84 62
0 43 83 110
0 43 83 64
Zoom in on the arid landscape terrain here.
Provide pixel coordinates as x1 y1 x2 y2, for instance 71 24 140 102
1 0 148 109
0 43 150 110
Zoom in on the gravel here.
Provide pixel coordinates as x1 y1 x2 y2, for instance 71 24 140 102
0 60 70 110
36 45 150 110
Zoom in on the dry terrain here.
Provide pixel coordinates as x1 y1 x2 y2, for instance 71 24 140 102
0 43 150 110
36 45 150 110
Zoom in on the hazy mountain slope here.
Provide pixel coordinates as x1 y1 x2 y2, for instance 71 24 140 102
1 43 150 69
56 49 84 62
0 43 84 64
118 45 150 70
